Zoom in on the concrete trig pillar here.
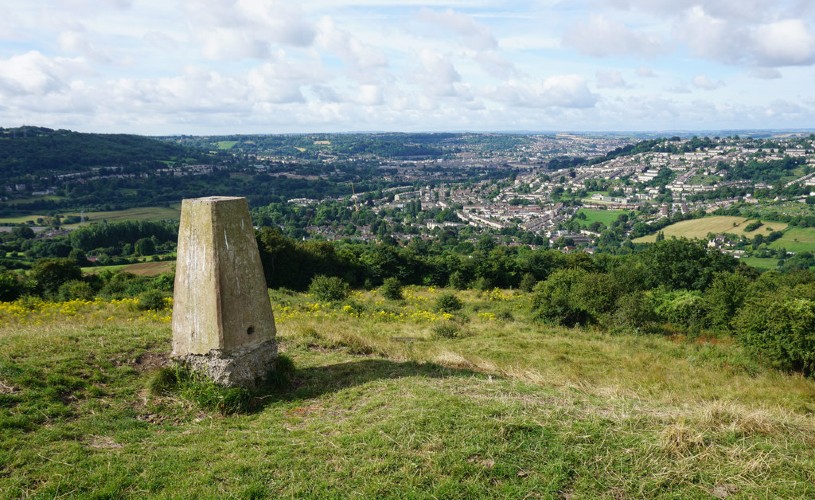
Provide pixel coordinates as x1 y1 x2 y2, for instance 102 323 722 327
172 196 277 388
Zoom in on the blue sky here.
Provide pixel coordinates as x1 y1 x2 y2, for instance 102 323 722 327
1 0 814 134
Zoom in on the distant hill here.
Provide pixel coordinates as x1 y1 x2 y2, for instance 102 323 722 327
0 126 204 177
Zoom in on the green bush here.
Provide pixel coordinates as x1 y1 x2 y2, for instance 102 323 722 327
612 291 657 332
703 272 751 331
519 273 537 292
531 268 592 327
734 290 815 374
651 289 706 331
308 275 350 302
432 321 461 339
57 280 95 301
0 271 24 302
380 277 403 300
448 271 469 290
435 292 463 313
135 289 168 311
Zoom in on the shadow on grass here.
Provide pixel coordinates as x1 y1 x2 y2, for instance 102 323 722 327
248 358 484 413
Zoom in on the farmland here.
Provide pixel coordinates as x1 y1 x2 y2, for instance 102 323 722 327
83 260 174 276
769 227 815 254
0 206 180 227
634 216 788 243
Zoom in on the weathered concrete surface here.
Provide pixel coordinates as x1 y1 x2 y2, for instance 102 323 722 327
171 196 277 387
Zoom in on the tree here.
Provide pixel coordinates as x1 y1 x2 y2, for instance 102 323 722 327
135 237 156 256
30 258 82 298
640 238 736 291
0 271 24 301
704 272 751 331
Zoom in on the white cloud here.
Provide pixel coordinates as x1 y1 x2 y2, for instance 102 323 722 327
490 75 598 109
636 66 657 78
564 15 664 58
748 67 782 79
415 49 461 97
1 0 814 133
315 17 389 74
692 75 723 90
0 51 81 96
753 19 815 66
418 8 498 51
416 8 515 77
596 70 630 88
181 0 317 60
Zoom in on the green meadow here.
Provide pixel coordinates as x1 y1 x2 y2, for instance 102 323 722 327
574 208 626 228
769 227 815 254
0 206 180 227
2 287 815 497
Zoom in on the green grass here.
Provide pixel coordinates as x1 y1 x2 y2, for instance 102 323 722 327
216 141 238 150
634 216 788 243
2 289 815 497
2 195 65 206
574 208 625 228
741 257 779 270
769 227 815 254
0 206 181 227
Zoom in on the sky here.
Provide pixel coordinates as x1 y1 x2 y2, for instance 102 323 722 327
1 0 815 135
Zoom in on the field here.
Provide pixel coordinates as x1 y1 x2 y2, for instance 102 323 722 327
65 206 181 226
634 216 788 243
574 208 625 228
83 260 174 276
0 206 180 227
739 257 779 270
216 141 238 150
2 288 815 497
769 227 815 254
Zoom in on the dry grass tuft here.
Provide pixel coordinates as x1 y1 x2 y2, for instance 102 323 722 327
660 420 707 456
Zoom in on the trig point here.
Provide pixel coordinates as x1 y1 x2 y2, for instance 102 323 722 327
171 196 277 388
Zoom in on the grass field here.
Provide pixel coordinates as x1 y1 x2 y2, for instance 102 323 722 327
82 260 174 276
66 206 180 226
634 216 788 243
216 141 238 150
739 257 779 270
769 227 815 254
0 206 181 227
2 288 815 497
574 208 625 228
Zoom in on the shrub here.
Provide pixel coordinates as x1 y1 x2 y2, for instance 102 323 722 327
519 272 537 292
432 321 461 339
704 272 751 331
612 291 657 331
136 289 168 311
380 277 403 300
308 275 350 302
651 289 706 331
448 271 469 290
734 290 815 374
531 268 592 327
57 280 95 301
435 292 463 313
0 271 24 302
